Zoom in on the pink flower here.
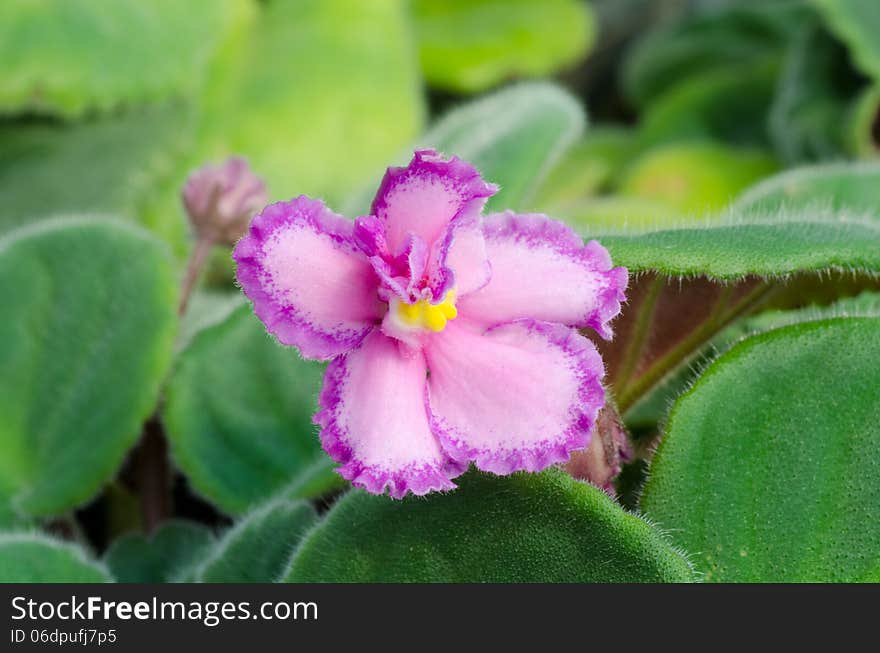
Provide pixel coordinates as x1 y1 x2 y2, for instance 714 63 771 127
234 150 627 498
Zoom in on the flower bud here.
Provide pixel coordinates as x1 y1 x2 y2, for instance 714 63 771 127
182 157 267 246
565 404 633 494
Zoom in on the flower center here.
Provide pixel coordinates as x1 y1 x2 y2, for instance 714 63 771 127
392 290 458 333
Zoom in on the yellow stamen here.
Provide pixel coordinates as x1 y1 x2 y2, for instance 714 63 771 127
394 290 457 333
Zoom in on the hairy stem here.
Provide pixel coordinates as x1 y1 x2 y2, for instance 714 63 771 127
178 236 215 316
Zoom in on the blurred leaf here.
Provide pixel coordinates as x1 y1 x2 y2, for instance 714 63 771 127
815 0 880 82
0 219 177 520
164 305 334 515
346 82 585 214
639 66 778 148
0 104 191 236
423 82 585 211
0 532 110 582
285 469 695 582
734 161 880 214
623 1 807 107
198 497 316 583
769 23 857 163
641 318 880 582
0 0 249 117
848 84 880 158
196 0 424 207
104 521 215 583
618 142 778 214
175 290 245 354
413 0 594 93
532 127 640 209
557 196 680 234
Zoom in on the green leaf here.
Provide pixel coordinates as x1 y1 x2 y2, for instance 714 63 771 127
0 104 190 237
768 23 856 163
595 210 880 280
285 469 695 583
346 82 585 215
0 533 111 582
735 161 880 215
815 0 880 82
425 82 585 212
104 521 215 583
175 290 245 354
848 83 880 158
198 498 316 583
623 290 880 430
639 66 779 148
164 305 334 515
622 1 806 107
0 219 177 519
412 0 594 93
283 457 348 501
0 0 248 117
721 290 880 343
618 141 778 214
641 317 880 582
196 0 423 207
532 127 640 209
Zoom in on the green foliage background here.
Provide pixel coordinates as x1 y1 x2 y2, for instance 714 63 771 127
1 0 878 583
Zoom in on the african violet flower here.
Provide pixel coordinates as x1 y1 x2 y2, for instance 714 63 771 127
234 150 627 498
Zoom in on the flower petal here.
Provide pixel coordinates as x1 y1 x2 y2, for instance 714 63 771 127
457 212 628 339
371 149 497 256
425 319 605 475
234 196 381 360
315 330 465 498
432 216 492 299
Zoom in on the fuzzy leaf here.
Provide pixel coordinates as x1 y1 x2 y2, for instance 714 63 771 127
0 533 111 582
0 104 190 237
285 469 695 583
623 290 880 430
0 0 247 117
413 0 594 93
595 211 880 279
641 317 880 582
198 498 316 583
0 219 177 520
164 305 335 515
104 521 215 583
734 161 880 215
